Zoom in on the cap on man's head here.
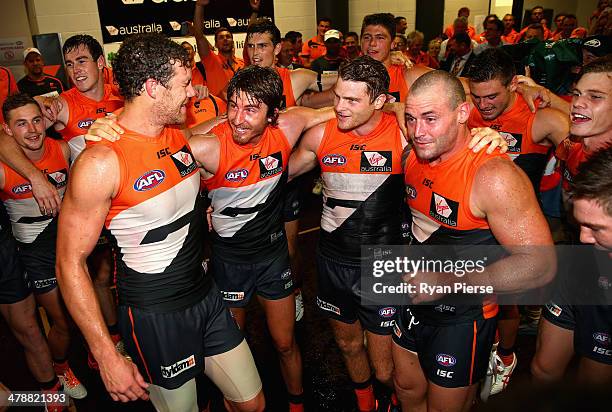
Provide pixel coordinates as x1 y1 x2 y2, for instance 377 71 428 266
23 47 41 60
582 35 611 57
324 29 341 42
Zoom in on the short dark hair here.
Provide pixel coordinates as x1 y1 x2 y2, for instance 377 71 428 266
486 18 504 33
458 7 470 16
563 14 577 21
2 93 39 122
361 13 396 39
554 12 567 21
214 27 232 42
470 48 516 86
247 18 281 45
339 55 390 102
112 33 191 102
395 16 406 23
63 34 104 61
285 31 302 45
410 70 466 109
452 32 472 47
579 54 612 79
317 17 332 25
345 31 359 41
527 23 544 33
226 65 283 124
570 146 612 216
532 5 544 12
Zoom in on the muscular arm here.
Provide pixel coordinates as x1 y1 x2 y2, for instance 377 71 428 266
0 133 61 214
187 132 221 178
469 157 556 293
288 122 325 180
277 106 335 147
194 0 213 60
56 146 148 402
532 107 570 146
290 69 337 108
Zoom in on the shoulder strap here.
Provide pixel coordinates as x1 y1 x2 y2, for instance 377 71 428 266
195 62 207 81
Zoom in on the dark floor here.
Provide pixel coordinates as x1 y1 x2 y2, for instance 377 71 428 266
1 174 610 411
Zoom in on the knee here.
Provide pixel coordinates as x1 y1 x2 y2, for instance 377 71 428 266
228 391 265 412
92 269 112 286
373 364 394 386
335 336 364 358
14 323 48 351
393 371 426 400
272 335 296 355
530 356 560 383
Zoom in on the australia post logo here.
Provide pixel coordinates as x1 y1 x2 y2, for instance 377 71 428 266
77 118 94 129
160 354 196 379
322 154 347 166
436 353 457 367
133 169 165 192
360 151 392 172
259 152 283 179
429 192 459 227
225 168 249 182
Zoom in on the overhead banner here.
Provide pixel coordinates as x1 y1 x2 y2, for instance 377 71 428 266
96 0 274 44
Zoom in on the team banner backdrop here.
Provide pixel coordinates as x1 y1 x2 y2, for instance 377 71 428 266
97 0 274 44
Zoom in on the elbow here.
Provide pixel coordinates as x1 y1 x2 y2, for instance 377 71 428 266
533 248 558 288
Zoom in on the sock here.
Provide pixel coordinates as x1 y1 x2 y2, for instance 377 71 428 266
53 359 69 375
39 376 60 391
288 392 304 412
353 378 376 412
391 392 399 406
497 345 515 366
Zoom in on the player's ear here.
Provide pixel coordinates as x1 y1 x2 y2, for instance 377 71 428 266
373 93 386 109
508 75 518 92
96 55 105 70
144 78 158 98
456 101 471 123
2 122 13 136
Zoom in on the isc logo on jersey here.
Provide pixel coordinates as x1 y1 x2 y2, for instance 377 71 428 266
322 154 347 166
171 146 197 177
47 170 68 189
436 353 456 367
77 119 95 129
12 183 32 195
259 152 283 179
134 169 165 192
160 354 196 379
225 168 249 182
360 151 392 172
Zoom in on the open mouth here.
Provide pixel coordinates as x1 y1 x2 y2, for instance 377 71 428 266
571 113 591 123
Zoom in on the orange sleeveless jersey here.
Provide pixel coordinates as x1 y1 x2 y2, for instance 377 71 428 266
316 113 405 262
204 121 292 262
387 64 408 104
185 95 226 129
276 67 297 108
468 94 550 190
405 145 504 323
99 126 205 311
559 141 590 191
59 84 124 160
0 139 68 244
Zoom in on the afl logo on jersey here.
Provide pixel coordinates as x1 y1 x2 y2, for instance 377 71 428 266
322 154 347 166
77 118 95 129
134 169 165 192
12 183 32 195
225 168 249 182
436 354 456 367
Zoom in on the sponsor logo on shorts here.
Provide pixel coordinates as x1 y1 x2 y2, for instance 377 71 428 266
598 276 611 290
592 346 612 357
160 354 196 379
259 152 283 179
171 146 197 177
225 168 249 182
284 280 294 290
270 230 284 243
434 304 456 313
280 269 292 280
583 39 601 48
406 184 417 200
436 353 456 367
545 302 562 317
429 193 459 227
403 307 420 330
360 151 392 172
134 169 165 192
380 320 395 328
379 307 396 318
316 297 341 315
436 369 454 378
12 183 32 195
321 154 347 166
593 332 610 347
77 118 95 129
47 169 68 189
221 291 245 302
33 277 57 289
